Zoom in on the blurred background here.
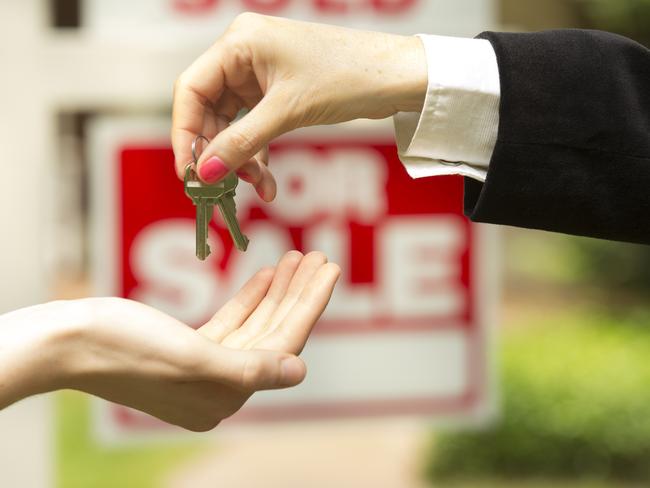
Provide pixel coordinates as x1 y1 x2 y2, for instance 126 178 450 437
1 1 649 487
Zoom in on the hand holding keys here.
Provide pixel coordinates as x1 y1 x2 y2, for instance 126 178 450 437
184 136 249 260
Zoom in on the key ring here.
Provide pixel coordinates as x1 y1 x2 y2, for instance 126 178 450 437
192 135 211 163
185 135 211 172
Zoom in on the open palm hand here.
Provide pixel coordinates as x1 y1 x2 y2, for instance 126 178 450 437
54 251 339 431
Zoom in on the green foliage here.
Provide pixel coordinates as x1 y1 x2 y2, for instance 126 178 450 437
56 392 205 488
427 311 650 483
571 239 650 296
580 0 650 44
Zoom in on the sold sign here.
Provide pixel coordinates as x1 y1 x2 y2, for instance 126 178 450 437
89 118 496 441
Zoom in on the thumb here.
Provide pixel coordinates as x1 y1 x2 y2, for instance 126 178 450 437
196 96 289 184
200 346 307 391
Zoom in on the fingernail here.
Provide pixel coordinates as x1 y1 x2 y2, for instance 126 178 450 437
256 184 267 201
281 357 305 385
199 156 229 183
236 169 254 183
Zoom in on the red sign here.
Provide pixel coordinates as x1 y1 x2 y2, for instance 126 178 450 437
90 119 495 441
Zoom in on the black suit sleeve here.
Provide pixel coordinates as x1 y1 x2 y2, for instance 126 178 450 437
464 29 650 244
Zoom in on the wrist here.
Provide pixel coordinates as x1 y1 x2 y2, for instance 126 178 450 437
0 300 91 407
384 35 428 114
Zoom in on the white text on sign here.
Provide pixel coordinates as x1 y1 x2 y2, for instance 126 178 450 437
128 146 466 327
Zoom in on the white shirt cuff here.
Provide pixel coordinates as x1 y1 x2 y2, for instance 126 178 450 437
394 34 501 182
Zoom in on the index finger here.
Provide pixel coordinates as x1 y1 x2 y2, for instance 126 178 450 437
171 44 227 179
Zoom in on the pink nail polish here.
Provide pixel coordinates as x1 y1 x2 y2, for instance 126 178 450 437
199 156 229 183
236 170 254 183
256 185 267 201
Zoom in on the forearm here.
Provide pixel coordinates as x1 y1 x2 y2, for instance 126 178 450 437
0 301 83 409
465 29 650 244
382 34 428 114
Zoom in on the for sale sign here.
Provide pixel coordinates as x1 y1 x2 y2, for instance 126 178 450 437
90 117 497 442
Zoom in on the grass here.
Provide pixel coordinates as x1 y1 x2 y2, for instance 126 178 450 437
55 392 205 488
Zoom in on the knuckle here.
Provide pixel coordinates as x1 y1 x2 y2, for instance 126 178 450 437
226 12 269 46
174 72 188 89
232 11 264 29
227 128 259 159
174 72 193 95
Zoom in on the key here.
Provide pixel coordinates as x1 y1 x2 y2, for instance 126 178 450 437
184 165 249 260
216 173 250 252
195 197 214 260
184 165 218 260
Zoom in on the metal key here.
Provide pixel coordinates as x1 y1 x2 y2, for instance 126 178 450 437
184 164 249 260
184 165 217 260
215 173 250 252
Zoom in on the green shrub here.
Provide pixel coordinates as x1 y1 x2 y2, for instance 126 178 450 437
580 0 650 45
571 238 650 297
427 312 650 483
